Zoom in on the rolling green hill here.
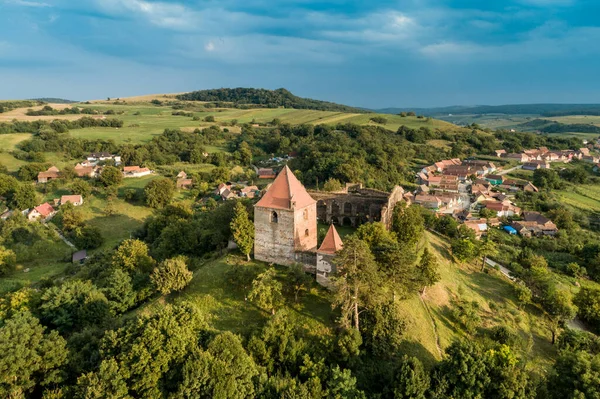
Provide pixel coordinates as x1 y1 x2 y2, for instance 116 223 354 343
176 87 369 113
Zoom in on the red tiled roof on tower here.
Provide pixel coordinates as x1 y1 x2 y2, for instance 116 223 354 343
255 165 316 210
318 224 344 254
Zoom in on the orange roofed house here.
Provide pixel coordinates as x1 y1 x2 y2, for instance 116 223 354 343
37 166 60 183
254 166 318 266
28 203 56 222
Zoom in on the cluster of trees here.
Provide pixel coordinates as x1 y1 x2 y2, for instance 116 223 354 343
0 116 123 135
26 106 82 116
177 87 369 113
520 118 600 134
494 129 583 153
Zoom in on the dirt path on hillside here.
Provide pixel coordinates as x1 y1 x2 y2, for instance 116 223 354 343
419 294 443 358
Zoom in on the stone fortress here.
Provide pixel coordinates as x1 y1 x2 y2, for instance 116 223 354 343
254 167 404 282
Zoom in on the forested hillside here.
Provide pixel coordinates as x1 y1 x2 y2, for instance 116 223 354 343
176 88 368 113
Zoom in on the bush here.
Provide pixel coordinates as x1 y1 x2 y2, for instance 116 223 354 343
370 116 388 124
204 115 215 122
151 256 193 295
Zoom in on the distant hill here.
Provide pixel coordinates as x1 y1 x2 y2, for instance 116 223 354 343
519 118 600 134
378 104 600 117
177 88 369 113
30 98 77 104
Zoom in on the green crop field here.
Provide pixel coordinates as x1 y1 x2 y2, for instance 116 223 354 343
557 185 600 213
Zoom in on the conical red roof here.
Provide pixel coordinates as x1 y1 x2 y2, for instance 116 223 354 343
255 165 316 210
318 224 343 254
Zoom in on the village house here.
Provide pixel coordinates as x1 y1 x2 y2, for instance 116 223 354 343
483 200 521 217
176 178 193 189
506 153 530 163
593 163 600 174
61 195 84 206
87 152 122 166
28 203 56 222
462 160 496 175
74 163 99 178
495 149 507 158
240 185 260 198
123 166 152 178
413 194 442 210
438 175 459 192
512 211 559 237
582 155 600 164
257 168 277 179
37 166 60 183
485 174 504 185
522 161 550 171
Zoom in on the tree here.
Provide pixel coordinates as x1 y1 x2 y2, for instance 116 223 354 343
514 283 532 309
327 366 366 399
248 268 284 315
150 255 193 295
39 280 112 333
574 287 600 333
74 358 129 399
111 239 155 273
533 168 561 189
98 303 208 398
332 236 380 330
176 332 258 399
323 178 343 192
393 355 430 399
286 263 312 302
72 225 104 250
0 246 17 276
104 197 117 216
392 202 424 248
544 288 577 344
144 178 175 209
452 238 478 262
0 312 68 397
230 201 254 261
97 267 136 313
414 247 440 294
9 184 38 210
100 166 122 187
60 202 83 231
479 232 498 272
204 115 215 122
71 179 92 198
547 351 600 399
433 340 529 399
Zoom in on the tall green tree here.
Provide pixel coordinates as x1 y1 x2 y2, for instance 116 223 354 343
414 247 440 294
392 202 424 248
544 288 577 344
144 178 175 209
230 201 254 261
0 311 68 397
286 263 312 303
99 166 122 187
332 236 380 330
547 350 600 399
393 355 430 399
574 287 600 332
248 268 284 315
9 184 38 210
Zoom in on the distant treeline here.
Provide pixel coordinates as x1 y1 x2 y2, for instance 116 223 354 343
0 100 44 113
29 97 77 104
520 119 600 134
542 110 600 117
0 117 124 134
177 87 369 113
26 105 123 116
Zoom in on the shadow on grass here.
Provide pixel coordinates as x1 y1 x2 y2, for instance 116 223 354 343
397 340 439 369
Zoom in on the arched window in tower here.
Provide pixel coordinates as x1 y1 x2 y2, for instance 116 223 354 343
305 229 309 237
271 211 278 223
303 209 309 220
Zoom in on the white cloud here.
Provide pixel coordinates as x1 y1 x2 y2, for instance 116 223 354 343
204 41 215 52
5 0 51 6
96 0 194 29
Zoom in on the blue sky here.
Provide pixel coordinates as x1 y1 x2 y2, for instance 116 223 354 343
0 0 599 108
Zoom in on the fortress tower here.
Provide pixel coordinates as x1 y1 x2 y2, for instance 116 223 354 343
254 166 317 265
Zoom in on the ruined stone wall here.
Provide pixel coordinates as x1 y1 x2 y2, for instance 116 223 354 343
309 186 404 229
381 186 405 229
